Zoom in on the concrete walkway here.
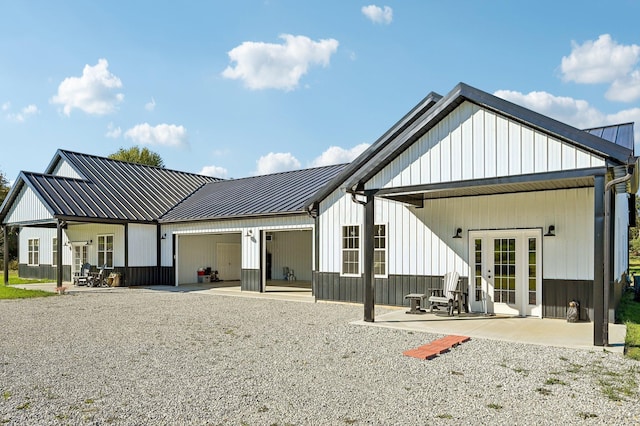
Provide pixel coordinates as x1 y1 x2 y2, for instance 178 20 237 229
12 282 626 353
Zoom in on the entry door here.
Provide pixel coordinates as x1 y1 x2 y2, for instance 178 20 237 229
73 245 88 275
217 243 241 281
468 230 541 317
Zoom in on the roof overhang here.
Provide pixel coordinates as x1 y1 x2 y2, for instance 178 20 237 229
373 167 606 207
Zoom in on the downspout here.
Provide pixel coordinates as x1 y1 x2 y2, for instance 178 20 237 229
603 164 634 346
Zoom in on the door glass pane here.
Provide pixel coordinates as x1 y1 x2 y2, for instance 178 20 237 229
528 237 537 305
494 238 516 305
474 239 482 301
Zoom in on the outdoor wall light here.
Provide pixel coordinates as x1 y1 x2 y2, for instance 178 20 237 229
544 225 556 237
160 234 167 240
245 229 253 237
453 228 463 239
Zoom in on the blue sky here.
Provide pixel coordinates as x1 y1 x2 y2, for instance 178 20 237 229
1 1 640 182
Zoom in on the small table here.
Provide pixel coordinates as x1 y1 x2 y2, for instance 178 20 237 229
404 293 429 314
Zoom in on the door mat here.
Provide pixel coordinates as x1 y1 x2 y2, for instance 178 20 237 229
403 335 471 360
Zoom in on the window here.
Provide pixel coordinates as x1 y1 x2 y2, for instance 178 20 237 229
52 238 58 267
374 224 386 276
342 225 360 275
28 239 39 266
97 235 114 268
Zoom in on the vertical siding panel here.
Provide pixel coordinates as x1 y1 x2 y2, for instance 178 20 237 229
508 120 521 175
450 107 463 181
440 116 451 182
415 207 424 276
461 103 474 180
521 127 534 174
562 144 577 170
576 149 591 169
495 115 509 176
534 132 547 173
484 110 497 178
472 105 485 179
430 126 441 184
547 137 562 170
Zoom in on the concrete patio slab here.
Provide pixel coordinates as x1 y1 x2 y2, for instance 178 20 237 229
352 308 626 353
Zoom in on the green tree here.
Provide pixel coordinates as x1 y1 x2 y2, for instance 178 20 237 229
108 146 165 167
0 169 17 266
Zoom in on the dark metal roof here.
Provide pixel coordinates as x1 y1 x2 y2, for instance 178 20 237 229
1 150 219 224
159 163 348 222
584 122 635 151
306 83 635 210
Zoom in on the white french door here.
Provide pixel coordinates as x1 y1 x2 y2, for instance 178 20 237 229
468 229 542 317
72 244 88 275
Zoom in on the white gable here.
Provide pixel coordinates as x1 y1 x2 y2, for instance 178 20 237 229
366 101 606 189
5 185 53 224
52 159 82 179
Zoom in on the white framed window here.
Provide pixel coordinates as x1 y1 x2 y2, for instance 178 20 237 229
374 224 387 277
341 225 360 276
28 239 39 266
97 234 114 268
52 238 58 268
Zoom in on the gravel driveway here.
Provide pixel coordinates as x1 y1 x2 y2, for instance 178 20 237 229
1 288 639 425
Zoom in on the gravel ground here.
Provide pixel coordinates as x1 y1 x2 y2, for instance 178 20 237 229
0 288 639 425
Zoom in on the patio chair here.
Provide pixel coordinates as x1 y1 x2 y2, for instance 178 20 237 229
87 264 109 287
73 263 92 286
428 271 460 316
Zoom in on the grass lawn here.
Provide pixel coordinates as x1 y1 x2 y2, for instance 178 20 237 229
617 289 640 360
630 257 640 276
0 270 56 299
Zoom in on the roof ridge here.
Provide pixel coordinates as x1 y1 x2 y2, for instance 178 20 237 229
219 162 349 183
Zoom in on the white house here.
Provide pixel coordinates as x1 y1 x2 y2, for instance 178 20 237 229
1 82 636 347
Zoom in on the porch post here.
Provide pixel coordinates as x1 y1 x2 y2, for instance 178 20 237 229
363 191 375 322
156 223 162 283
3 225 8 285
123 223 128 287
593 174 605 346
56 220 63 288
313 215 320 297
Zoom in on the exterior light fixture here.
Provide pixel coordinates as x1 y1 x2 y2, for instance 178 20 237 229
544 225 555 237
453 228 463 239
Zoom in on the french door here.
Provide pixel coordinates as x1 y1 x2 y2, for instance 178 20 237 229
73 244 88 275
468 229 542 317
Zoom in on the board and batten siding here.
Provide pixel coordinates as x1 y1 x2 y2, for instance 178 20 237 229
52 159 83 179
128 223 157 266
366 101 606 190
5 186 52 224
160 215 314 269
318 187 594 281
176 233 242 284
19 227 71 265
66 223 125 267
615 193 630 282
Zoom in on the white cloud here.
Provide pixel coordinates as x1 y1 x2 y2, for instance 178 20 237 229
255 152 301 175
6 104 39 122
124 123 188 147
361 5 393 25
145 97 156 111
560 34 640 102
198 165 228 178
495 89 640 146
606 69 640 102
222 34 339 91
105 122 122 138
310 143 369 167
50 58 124 116
1 102 10 111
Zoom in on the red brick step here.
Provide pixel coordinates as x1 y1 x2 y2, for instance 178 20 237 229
403 335 471 360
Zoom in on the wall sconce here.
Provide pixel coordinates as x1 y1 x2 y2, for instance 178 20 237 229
160 233 167 240
245 229 253 237
544 225 556 237
86 240 92 245
453 228 463 239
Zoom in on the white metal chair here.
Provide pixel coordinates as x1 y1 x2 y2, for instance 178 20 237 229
428 272 461 316
73 263 92 286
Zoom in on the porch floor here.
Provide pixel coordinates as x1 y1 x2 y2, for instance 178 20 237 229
352 308 626 353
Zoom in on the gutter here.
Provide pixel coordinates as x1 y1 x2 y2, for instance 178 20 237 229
602 163 635 346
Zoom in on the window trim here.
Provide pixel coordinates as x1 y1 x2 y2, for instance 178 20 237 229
97 234 114 269
373 223 388 278
28 238 40 266
52 237 58 268
341 224 361 277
